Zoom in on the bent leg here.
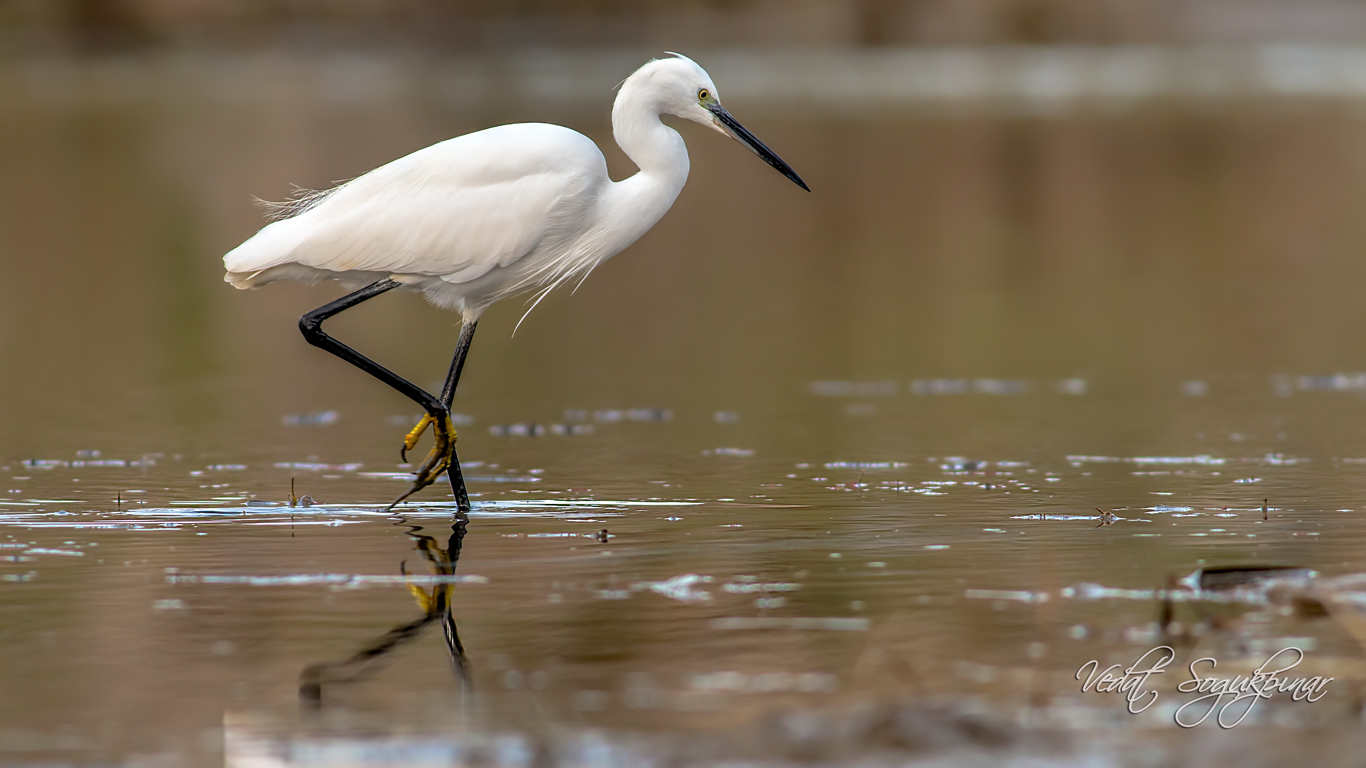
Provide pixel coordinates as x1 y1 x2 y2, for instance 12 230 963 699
299 279 445 416
298 279 454 508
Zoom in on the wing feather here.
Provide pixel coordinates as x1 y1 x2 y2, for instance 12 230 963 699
224 124 606 286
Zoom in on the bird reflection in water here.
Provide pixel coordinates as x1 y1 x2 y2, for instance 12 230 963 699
299 512 471 711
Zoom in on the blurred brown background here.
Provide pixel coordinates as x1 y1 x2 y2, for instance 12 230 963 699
6 1 1366 453
8 0 1366 53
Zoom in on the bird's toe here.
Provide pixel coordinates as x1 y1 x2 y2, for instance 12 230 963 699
386 413 457 510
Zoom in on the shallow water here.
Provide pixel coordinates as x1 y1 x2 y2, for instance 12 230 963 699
8 53 1366 765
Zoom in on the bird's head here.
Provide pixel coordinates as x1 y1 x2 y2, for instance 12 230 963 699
621 53 809 191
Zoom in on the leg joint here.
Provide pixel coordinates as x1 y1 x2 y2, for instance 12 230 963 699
299 311 324 343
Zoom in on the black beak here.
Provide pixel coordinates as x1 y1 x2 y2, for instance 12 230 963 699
706 103 809 192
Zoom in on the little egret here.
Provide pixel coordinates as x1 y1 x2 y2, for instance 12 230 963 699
223 53 808 510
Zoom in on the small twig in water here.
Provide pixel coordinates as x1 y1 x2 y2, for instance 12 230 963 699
1158 573 1177 642
841 470 866 492
1263 498 1269 521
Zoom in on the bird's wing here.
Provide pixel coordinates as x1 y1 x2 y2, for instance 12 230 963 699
224 124 607 284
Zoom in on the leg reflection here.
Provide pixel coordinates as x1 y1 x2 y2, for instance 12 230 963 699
300 512 471 710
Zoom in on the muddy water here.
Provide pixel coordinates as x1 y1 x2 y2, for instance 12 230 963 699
7 55 1366 765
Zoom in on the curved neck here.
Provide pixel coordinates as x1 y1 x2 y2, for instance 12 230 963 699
612 78 690 185
616 76 690 180
596 79 691 251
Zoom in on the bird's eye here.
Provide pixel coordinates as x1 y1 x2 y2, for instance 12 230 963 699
698 88 710 101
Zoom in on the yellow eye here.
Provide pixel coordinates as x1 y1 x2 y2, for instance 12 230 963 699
698 88 710 101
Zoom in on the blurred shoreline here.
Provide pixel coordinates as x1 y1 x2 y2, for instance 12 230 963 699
8 45 1366 116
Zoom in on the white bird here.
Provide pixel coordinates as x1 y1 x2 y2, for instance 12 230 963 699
222 53 808 509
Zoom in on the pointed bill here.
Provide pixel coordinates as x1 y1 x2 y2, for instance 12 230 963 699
706 103 810 192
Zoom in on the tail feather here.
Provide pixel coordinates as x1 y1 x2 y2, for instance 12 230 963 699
222 217 309 280
223 269 266 289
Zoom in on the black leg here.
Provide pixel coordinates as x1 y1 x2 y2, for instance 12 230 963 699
440 321 480 407
298 278 446 418
439 321 479 511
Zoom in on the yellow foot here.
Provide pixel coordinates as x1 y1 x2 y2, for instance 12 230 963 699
387 412 456 510
400 414 434 462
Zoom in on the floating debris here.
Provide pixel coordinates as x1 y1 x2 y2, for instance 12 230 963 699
909 378 1029 395
1265 454 1305 466
824 461 908 470
288 478 315 508
964 589 1048 603
1068 455 1227 466
1134 456 1223 466
167 573 488 588
941 459 982 472
493 423 544 437
1060 583 1159 601
971 379 1028 395
721 582 801 594
709 617 869 631
1181 380 1209 397
644 574 712 603
1294 372 1366 392
1055 378 1087 395
582 408 673 423
909 378 969 395
810 381 897 397
281 410 339 427
1010 514 1141 521
273 462 363 472
1191 565 1315 592
23 548 83 557
20 458 147 470
488 423 593 437
689 670 837 693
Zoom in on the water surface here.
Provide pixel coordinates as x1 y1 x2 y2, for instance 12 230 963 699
6 53 1366 765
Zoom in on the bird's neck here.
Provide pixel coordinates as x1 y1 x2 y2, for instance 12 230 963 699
609 88 691 221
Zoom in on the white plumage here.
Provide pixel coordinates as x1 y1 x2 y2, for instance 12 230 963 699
221 52 806 509
225 124 608 317
224 53 804 324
